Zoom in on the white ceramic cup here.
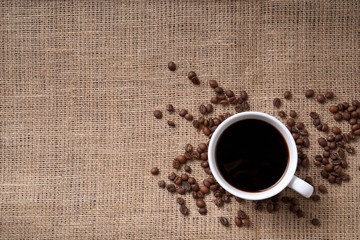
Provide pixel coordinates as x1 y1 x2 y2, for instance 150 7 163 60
208 111 314 200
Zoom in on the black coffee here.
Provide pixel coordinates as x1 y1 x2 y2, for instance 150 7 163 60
216 119 288 192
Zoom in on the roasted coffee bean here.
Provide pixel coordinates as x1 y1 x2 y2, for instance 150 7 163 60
199 104 207 114
217 94 226 100
321 170 329 178
191 183 200 192
201 153 208 161
338 148 345 159
295 122 304 129
199 207 207 215
200 161 209 168
177 197 185 205
184 144 193 153
235 197 244 203
327 174 336 183
168 172 176 181
348 105 357 112
351 111 358 118
287 118 295 127
334 134 343 142
183 181 191 192
188 71 197 80
177 155 187 164
173 159 180 169
348 132 356 140
341 159 348 168
281 196 291 203
315 155 323 162
337 103 345 111
228 97 237 105
167 184 176 193
305 176 313 185
184 113 193 121
266 202 274 213
278 111 286 118
239 91 248 100
314 160 321 167
345 145 354 153
316 94 326 103
220 99 229 106
192 151 201 160
322 124 329 132
179 109 188 117
327 141 336 149
177 187 185 195
290 110 297 118
184 165 192 173
342 174 350 181
214 87 224 94
209 80 218 88
329 105 339 113
296 138 304 145
192 191 198 199
273 98 281 107
292 133 299 140
290 204 299 213
205 104 213 113
311 218 320 226
335 177 342 185
174 176 182 185
318 185 327 193
203 127 211 136
254 201 263 211
198 117 205 124
203 119 209 127
203 180 211 188
224 90 234 98
330 152 338 160
322 158 329 165
221 195 230 203
296 210 304 218
214 198 223 207
200 185 209 194
310 112 319 119
153 110 162 119
313 119 321 127
334 165 343 174
235 217 243 227
179 205 189 215
324 164 334 172
151 167 159 175
323 151 330 158
352 99 360 107
198 143 207 151
190 76 200 85
352 123 360 132
196 199 206 208
158 180 166 188
327 135 335 142
238 210 248 219
167 61 176 71
166 104 175 113
213 118 221 126
303 138 310 148
242 218 250 226
283 91 291 99
219 217 229 226
188 177 196 184
168 120 175 127
343 112 351 121
299 129 309 136
318 138 327 147
334 113 343 121
325 92 334 99
332 126 341 134
305 89 315 98
180 173 189 181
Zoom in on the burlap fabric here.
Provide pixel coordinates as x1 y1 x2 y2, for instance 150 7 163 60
1 1 359 239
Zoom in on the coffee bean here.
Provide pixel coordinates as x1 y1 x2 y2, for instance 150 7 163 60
240 91 248 100
214 87 224 94
242 218 250 226
352 123 360 132
153 110 162 119
176 197 185 205
283 91 291 99
235 217 243 227
180 173 189 181
236 210 247 219
278 111 286 118
303 138 310 148
166 104 174 113
299 129 309 136
179 109 188 117
314 160 321 167
199 104 207 114
213 118 221 126
184 113 193 121
296 209 304 218
334 113 343 121
296 138 304 145
310 112 319 119
173 159 180 169
322 124 329 132
200 161 208 168
191 183 200 192
192 151 200 160
348 106 357 112
323 151 330 158
342 174 350 181
150 167 159 175
168 172 176 181
296 122 304 129
222 195 230 203
195 199 206 208
318 138 327 147
287 118 295 127
182 181 191 192
203 127 211 136
191 76 200 85
321 170 329 178
329 105 339 113
290 204 299 213
211 96 219 104
167 120 175 127
315 155 323 162
310 194 320 202
187 177 196 184
199 207 207 215
166 184 176 193
322 158 329 165
217 94 226 100
188 71 196 80
177 155 186 164
324 163 334 172
254 202 263 211
184 165 192 173
327 141 336 149
311 218 320 226
224 90 234 98
345 144 354 153
174 176 182 185
305 176 313 185
344 112 351 121
316 94 325 103
219 217 229 226
334 134 343 142
206 104 213 113
198 143 207 151
209 80 218 88
332 126 341 134
192 191 198 199
273 98 281 107
290 110 297 118
351 111 358 118
177 187 185 195
168 61 176 71
352 100 360 107
318 185 327 193
200 153 208 161
330 152 339 160
220 99 229 106
334 165 343 174
292 133 299 140
158 180 166 188
305 89 315 98
325 92 334 99
214 197 223 207
266 202 274 213
200 185 209 194
179 205 189 215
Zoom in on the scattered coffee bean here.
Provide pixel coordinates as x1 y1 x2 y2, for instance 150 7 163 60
235 217 242 227
177 155 187 164
311 194 320 202
266 202 274 213
290 110 297 118
168 120 175 127
203 127 211 136
177 197 185 205
284 91 291 99
199 104 207 114
305 89 315 98
209 80 218 88
174 176 182 185
196 199 206 208
281 196 291 203
219 217 229 226
329 105 338 113
153 110 162 119
325 92 334 99
211 96 219 104
177 187 185 195
206 104 213 113
214 198 223 207
184 113 193 121
214 87 224 94
151 167 159 175
225 90 234 98
296 210 304 218
173 159 180 169
158 180 166 188
287 118 295 127
238 210 247 219
310 112 319 119
184 165 191 173
305 176 313 185
240 91 248 100
303 138 310 147
199 208 207 215
168 62 176 71
299 129 309 136
188 71 196 80
318 138 327 147
318 185 327 193
242 218 250 226
345 145 354 153
273 98 281 107
254 202 263 211
220 99 229 106
334 113 343 121
290 204 299 213
179 205 189 215
278 111 286 118
200 185 209 194
296 122 304 129
166 104 174 113
188 177 196 184
316 94 325 103
332 126 341 134
179 109 188 117
166 184 176 193
311 218 320 226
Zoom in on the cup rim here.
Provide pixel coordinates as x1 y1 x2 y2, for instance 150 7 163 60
208 111 298 200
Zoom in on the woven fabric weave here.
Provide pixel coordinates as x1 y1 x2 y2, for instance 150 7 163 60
1 1 359 239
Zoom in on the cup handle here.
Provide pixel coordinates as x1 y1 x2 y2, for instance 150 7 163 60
288 176 314 198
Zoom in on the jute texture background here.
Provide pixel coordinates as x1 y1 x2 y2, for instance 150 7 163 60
1 1 359 239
